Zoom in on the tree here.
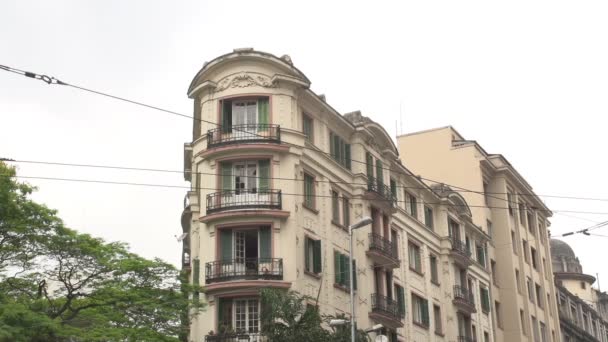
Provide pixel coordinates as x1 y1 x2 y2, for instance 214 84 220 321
259 288 370 342
0 162 204 341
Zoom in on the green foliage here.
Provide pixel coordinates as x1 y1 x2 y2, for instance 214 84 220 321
0 162 204 341
259 288 370 342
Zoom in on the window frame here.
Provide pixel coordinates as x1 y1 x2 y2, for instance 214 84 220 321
429 253 439 285
302 112 314 143
408 240 423 275
424 205 434 230
304 236 322 276
303 172 316 212
411 293 430 328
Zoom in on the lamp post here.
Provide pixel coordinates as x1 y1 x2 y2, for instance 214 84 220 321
348 216 373 342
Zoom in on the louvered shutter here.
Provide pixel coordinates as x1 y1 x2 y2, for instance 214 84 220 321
221 100 232 133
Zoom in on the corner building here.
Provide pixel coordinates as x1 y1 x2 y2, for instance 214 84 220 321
183 49 496 342
398 127 562 342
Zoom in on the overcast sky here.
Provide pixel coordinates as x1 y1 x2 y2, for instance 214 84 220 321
2 0 607 285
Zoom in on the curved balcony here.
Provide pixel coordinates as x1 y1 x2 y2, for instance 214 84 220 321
207 124 281 149
204 258 288 294
369 293 404 328
453 285 476 314
202 189 289 223
450 238 473 267
205 333 266 342
364 177 397 210
366 233 400 269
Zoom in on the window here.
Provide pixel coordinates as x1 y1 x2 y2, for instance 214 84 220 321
433 305 442 334
407 193 417 218
483 181 490 205
424 206 434 230
430 254 439 285
581 281 586 289
220 97 269 134
532 315 540 342
491 260 498 285
519 202 526 224
528 212 535 233
304 237 322 275
390 179 397 201
331 190 340 223
449 219 460 239
218 298 260 334
334 250 356 290
512 231 518 254
329 131 351 170
395 284 406 317
302 113 313 143
303 173 315 209
523 240 529 263
527 277 535 303
487 219 493 239
408 241 422 274
477 242 487 267
507 192 514 215
484 331 490 342
221 160 271 194
520 309 527 335
495 301 503 328
547 293 552 316
342 197 350 227
536 284 543 308
515 269 521 293
412 294 429 327
365 152 374 178
531 247 538 269
465 236 472 255
540 322 547 342
542 258 547 278
480 286 491 313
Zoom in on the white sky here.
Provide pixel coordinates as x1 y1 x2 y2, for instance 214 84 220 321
1 1 607 285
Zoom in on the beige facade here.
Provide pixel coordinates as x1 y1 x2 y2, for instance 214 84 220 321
550 239 608 342
397 127 562 342
182 50 499 342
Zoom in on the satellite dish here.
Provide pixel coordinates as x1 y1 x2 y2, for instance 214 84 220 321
176 233 188 242
375 336 388 342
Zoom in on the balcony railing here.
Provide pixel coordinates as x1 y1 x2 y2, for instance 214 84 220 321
206 189 282 214
368 233 398 260
457 336 476 342
205 258 283 284
371 293 404 319
207 124 280 149
366 176 397 207
205 333 265 342
451 238 472 258
453 285 475 306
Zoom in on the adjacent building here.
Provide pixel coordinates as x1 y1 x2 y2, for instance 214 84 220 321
397 127 562 342
181 50 499 342
550 239 608 342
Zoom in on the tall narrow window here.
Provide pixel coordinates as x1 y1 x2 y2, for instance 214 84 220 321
512 231 518 254
433 305 442 334
334 250 356 290
483 181 490 205
304 237 322 275
408 241 422 273
507 192 514 215
531 247 538 269
303 173 315 209
329 131 351 170
430 254 439 285
495 301 503 329
487 219 493 239
331 190 340 223
407 193 418 218
515 269 521 293
520 309 527 335
302 113 313 143
342 197 350 227
424 206 434 230
395 284 406 317
523 240 529 263
412 294 429 327
480 287 490 313
491 260 498 285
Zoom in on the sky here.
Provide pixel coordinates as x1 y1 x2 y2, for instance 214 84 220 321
1 1 608 285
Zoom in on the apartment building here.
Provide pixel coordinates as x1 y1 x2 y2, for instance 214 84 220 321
550 239 608 342
397 127 562 342
181 49 496 342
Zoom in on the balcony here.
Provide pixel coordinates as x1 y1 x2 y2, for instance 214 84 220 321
449 238 473 267
364 176 397 210
207 124 281 149
369 293 404 328
453 285 476 314
206 258 283 284
205 333 266 342
457 336 476 342
366 233 400 269
206 189 282 214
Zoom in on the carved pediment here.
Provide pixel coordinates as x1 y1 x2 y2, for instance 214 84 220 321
215 72 275 92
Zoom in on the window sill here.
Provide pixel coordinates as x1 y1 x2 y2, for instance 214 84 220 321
303 204 319 215
434 331 444 337
409 267 425 277
304 270 322 279
412 321 429 330
332 220 347 231
482 309 489 315
431 280 441 287
334 283 352 293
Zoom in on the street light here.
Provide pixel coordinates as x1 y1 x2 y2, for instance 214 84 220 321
349 216 373 342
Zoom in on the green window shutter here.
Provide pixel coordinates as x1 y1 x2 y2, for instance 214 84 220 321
352 259 357 290
304 237 310 272
376 160 384 187
397 286 406 317
218 298 233 332
258 160 270 191
304 174 314 208
313 240 322 273
193 258 200 301
221 162 233 192
345 144 351 170
257 97 269 131
340 254 349 287
334 251 341 284
334 135 341 162
329 132 335 158
259 226 271 259
366 152 374 177
422 299 430 326
222 100 232 133
220 229 232 263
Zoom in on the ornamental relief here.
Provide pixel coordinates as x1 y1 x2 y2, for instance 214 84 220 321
215 72 275 92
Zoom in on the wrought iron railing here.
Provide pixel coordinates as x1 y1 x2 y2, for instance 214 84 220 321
206 189 282 214
457 335 476 342
205 258 283 284
207 124 280 149
368 233 398 260
451 238 472 258
205 333 265 342
371 293 403 319
366 176 397 207
453 285 475 306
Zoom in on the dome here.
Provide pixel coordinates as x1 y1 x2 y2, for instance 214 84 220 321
550 239 576 259
550 238 588 277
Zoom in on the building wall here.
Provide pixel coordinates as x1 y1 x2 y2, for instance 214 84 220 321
183 50 497 342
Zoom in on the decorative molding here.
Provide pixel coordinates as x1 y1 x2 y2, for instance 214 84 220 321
215 72 275 92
